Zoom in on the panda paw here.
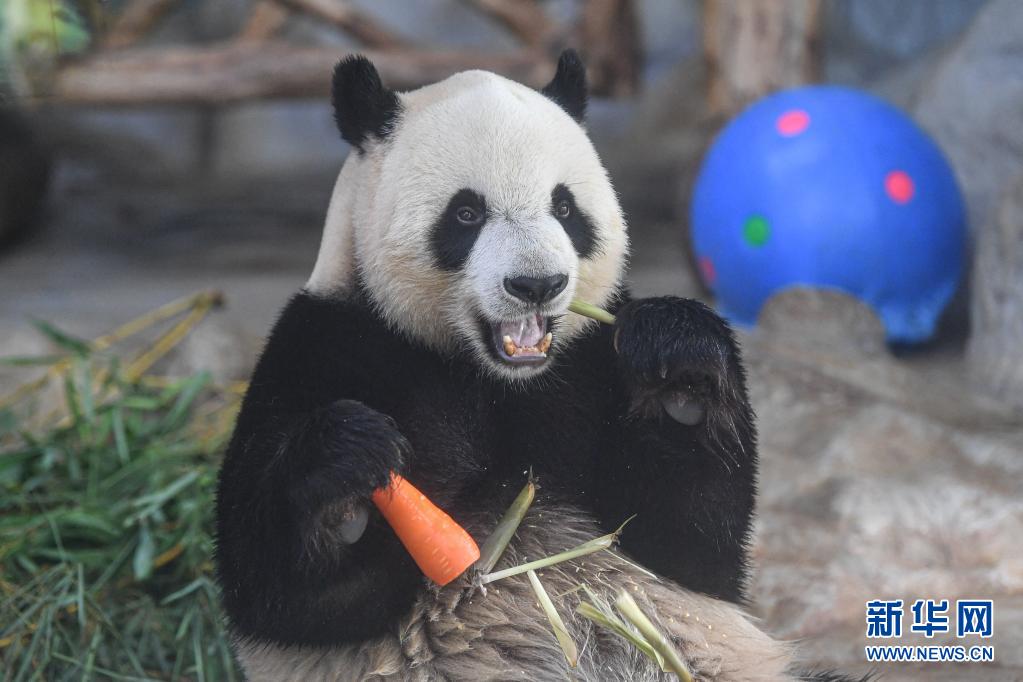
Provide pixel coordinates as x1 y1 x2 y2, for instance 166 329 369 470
614 296 740 425
288 399 410 537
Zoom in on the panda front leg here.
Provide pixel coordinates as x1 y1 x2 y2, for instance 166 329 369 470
596 296 757 603
216 398 421 646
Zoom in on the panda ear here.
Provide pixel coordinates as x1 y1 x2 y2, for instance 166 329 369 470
331 55 402 153
541 49 587 123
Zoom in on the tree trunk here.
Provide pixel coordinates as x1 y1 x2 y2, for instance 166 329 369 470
703 0 821 118
581 0 642 98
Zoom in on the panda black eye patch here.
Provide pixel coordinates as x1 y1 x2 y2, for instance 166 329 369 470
431 189 488 271
552 184 599 258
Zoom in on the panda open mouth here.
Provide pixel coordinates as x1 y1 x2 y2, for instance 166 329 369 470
488 314 553 365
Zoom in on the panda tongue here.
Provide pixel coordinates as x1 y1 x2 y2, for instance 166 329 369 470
501 315 544 349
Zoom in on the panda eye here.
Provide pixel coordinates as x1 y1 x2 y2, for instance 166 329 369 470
555 200 571 219
456 206 483 226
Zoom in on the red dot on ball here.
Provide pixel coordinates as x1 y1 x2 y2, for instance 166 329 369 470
699 256 717 285
776 109 810 136
885 170 915 204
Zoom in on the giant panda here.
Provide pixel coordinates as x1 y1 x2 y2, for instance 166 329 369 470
215 51 851 681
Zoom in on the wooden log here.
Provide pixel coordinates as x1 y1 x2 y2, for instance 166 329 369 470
46 43 551 106
703 0 821 118
968 174 1023 409
277 0 410 49
462 0 554 49
236 0 291 42
101 0 183 50
580 0 642 97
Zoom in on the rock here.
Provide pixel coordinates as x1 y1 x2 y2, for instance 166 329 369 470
967 174 1023 409
899 0 1023 233
747 340 1023 678
824 0 986 84
757 286 887 357
165 314 257 384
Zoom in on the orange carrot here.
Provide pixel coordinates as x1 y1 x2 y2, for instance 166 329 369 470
371 472 480 586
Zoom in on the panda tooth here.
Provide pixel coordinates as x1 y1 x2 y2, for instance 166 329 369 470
502 335 518 356
538 332 552 354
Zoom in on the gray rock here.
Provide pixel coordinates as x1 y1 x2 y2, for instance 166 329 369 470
967 174 1023 408
901 0 1023 234
757 287 887 357
824 0 987 85
165 314 258 384
747 336 1023 679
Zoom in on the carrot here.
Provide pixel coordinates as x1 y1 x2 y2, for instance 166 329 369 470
371 472 480 585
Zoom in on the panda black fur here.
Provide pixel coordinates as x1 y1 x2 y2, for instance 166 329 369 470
215 52 856 681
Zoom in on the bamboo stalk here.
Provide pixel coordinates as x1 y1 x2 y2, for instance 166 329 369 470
569 299 616 326
0 291 222 411
480 516 631 585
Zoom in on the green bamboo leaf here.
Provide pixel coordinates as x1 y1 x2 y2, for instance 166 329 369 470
120 397 163 411
527 570 578 667
161 577 206 606
476 475 535 574
0 354 66 366
74 358 96 425
0 407 16 435
577 586 666 671
111 407 130 463
130 470 200 512
57 509 119 538
133 524 155 581
160 373 210 431
615 591 691 681
31 320 91 356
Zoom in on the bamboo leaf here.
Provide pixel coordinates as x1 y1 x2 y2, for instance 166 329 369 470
31 320 91 356
527 570 578 667
476 475 535 574
0 355 67 367
577 586 666 671
615 591 691 681
161 577 206 606
133 524 155 581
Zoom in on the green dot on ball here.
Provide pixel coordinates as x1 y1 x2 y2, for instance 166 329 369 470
743 215 770 247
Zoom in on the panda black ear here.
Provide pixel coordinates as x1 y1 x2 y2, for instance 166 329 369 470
541 49 587 123
331 55 402 153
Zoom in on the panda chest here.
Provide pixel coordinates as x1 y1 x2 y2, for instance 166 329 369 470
393 374 606 498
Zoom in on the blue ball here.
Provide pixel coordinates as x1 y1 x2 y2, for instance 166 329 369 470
690 86 966 343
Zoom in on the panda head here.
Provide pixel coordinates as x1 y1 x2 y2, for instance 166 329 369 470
307 50 628 381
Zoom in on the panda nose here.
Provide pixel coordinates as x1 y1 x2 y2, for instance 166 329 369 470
504 274 568 304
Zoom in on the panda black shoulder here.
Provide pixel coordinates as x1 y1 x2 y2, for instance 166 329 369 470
240 291 399 414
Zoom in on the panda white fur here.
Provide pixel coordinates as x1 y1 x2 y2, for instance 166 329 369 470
215 52 858 682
